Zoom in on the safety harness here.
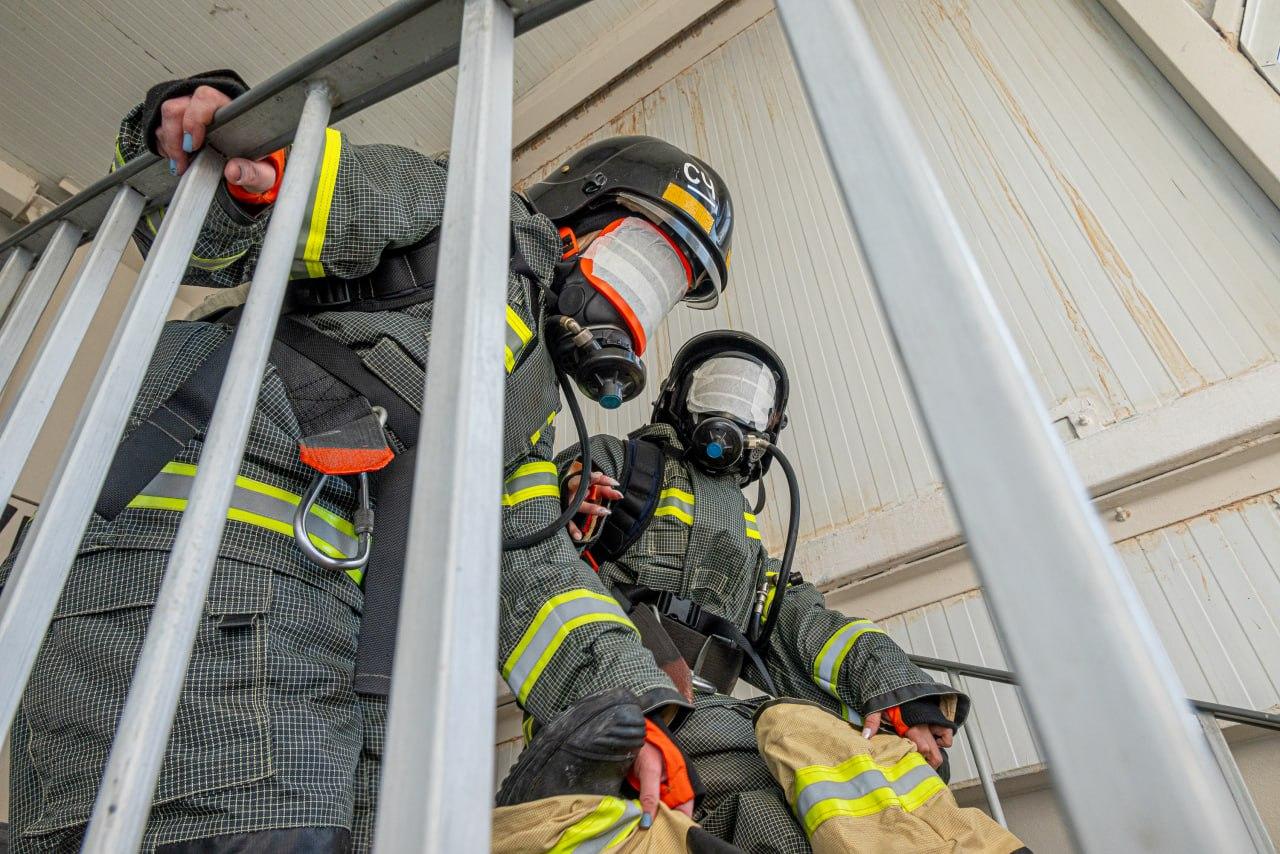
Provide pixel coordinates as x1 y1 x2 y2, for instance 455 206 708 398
585 437 773 696
93 233 522 697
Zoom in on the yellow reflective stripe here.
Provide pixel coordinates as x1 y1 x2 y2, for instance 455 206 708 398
661 487 694 504
502 590 635 704
522 715 536 746
158 461 355 537
505 306 535 373
530 410 556 447
654 486 694 525
548 796 643 854
812 619 885 710
302 128 343 278
502 461 559 507
189 248 248 272
794 751 944 834
744 511 761 540
112 138 126 171
127 494 347 560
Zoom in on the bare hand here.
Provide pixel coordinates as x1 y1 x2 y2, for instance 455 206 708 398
861 710 881 740
156 85 276 191
632 742 694 828
564 463 621 541
904 723 953 769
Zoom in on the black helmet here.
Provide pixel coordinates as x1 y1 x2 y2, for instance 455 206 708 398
526 135 734 308
652 330 789 480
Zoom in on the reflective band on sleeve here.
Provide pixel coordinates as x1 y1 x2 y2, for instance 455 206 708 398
530 410 557 447
744 511 762 540
793 751 945 836
653 487 694 526
502 590 635 704
126 461 361 581
762 570 779 616
502 461 559 507
812 619 886 724
297 127 343 278
505 305 534 373
549 796 644 853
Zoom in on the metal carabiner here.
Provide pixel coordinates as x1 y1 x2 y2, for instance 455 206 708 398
293 406 385 572
294 469 374 572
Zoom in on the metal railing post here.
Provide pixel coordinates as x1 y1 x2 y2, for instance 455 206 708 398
946 668 1007 828
81 82 334 853
773 1 1255 850
0 222 82 389
1196 710 1276 854
0 247 34 320
0 150 223 746
0 186 145 506
376 0 514 850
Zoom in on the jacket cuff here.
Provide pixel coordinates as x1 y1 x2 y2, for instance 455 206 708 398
637 686 694 729
862 681 971 727
141 69 250 155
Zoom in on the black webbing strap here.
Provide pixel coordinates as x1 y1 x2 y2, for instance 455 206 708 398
588 438 664 562
94 335 234 520
290 234 440 313
613 584 772 696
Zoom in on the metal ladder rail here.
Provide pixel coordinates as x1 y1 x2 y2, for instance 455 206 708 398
910 654 1280 853
0 1 588 845
773 1 1256 851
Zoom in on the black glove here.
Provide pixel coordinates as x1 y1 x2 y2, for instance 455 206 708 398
140 69 250 155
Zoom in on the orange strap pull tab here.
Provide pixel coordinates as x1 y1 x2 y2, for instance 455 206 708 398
298 409 394 476
626 718 696 809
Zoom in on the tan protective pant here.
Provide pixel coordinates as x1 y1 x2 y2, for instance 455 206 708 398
492 795 697 853
756 700 1026 853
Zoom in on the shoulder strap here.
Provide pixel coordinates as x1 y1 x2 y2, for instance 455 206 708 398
589 437 665 563
289 232 440 313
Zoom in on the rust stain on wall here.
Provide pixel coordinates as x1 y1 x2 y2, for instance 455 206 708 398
927 0 1206 392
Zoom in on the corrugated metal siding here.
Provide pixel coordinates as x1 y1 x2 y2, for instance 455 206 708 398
880 491 1280 782
549 1 1280 547
0 0 652 187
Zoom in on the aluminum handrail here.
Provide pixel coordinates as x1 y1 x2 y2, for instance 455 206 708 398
909 653 1278 851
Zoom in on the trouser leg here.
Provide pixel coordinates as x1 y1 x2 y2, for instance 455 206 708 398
492 796 699 853
676 694 811 854
350 695 386 854
754 699 1027 854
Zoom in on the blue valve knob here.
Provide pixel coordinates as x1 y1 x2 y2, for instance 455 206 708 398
598 378 624 410
705 441 724 459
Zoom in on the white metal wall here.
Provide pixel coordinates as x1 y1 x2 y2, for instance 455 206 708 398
543 0 1280 550
876 490 1280 783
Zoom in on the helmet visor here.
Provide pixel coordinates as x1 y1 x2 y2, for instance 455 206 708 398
686 355 777 431
581 216 691 355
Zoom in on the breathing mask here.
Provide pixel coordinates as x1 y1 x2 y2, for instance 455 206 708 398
546 215 693 409
681 354 779 474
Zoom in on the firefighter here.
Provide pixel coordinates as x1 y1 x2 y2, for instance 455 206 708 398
0 71 725 852
534 331 1028 853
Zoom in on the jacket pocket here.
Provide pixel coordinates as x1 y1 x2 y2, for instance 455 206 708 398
21 547 272 835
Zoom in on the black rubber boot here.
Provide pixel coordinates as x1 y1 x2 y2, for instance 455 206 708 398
495 687 647 807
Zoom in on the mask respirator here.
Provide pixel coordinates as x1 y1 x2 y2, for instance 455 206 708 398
547 216 692 409
682 355 778 476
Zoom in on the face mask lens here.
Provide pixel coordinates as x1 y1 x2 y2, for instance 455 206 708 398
581 217 691 351
685 356 777 431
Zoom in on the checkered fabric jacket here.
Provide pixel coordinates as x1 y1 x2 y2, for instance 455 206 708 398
557 424 964 723
0 98 680 849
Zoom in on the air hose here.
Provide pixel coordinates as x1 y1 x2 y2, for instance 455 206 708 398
502 370 592 551
749 439 800 657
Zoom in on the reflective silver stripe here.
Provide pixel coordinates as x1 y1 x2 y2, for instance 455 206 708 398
795 761 940 825
502 461 559 506
129 469 358 557
654 488 694 524
557 797 644 853
505 305 533 372
812 619 883 697
502 590 634 704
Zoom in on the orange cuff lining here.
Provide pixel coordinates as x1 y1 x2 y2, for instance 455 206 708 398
883 705 909 737
626 718 695 809
226 148 287 206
